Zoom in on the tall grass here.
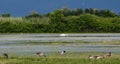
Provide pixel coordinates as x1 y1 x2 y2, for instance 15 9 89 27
0 17 23 23
0 17 50 24
23 17 50 24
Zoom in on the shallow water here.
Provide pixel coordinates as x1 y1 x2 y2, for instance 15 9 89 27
0 33 120 42
0 33 120 56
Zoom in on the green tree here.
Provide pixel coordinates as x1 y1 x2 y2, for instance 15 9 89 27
25 10 42 18
76 8 83 15
98 9 116 17
49 9 65 23
1 13 11 17
78 14 99 32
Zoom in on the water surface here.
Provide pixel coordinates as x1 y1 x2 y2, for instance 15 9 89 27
0 33 120 56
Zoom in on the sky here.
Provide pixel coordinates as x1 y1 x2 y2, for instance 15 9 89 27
0 0 120 17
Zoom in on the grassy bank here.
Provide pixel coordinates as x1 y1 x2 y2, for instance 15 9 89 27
1 58 120 64
0 52 120 64
0 55 120 64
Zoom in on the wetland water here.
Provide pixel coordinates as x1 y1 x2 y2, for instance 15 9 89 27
0 33 120 56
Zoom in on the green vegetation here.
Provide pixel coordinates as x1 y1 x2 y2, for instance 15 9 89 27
1 13 11 17
0 8 120 33
1 58 120 64
0 52 120 64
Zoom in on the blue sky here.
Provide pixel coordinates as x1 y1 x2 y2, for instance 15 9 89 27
0 0 120 17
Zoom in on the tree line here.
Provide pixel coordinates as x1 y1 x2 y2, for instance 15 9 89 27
0 8 120 33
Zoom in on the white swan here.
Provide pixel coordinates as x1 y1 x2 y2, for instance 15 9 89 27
59 34 68 37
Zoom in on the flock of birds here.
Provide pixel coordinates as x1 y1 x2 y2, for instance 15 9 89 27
2 50 66 59
35 50 66 58
2 50 112 60
35 51 112 59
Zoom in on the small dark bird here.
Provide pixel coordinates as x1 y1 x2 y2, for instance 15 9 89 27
3 53 9 59
36 52 46 57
